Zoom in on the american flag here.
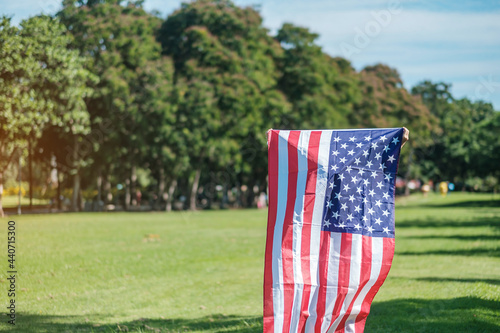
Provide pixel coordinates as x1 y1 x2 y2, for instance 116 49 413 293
264 128 404 333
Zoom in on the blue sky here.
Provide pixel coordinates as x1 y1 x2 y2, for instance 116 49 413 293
3 0 500 109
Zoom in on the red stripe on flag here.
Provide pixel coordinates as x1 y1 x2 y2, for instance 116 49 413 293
264 130 280 332
313 230 331 332
335 235 373 333
281 131 301 333
354 237 395 332
297 131 322 332
326 233 353 332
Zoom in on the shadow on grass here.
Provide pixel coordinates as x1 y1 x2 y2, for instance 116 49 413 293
399 234 500 241
414 277 500 286
396 247 500 257
366 297 500 333
396 216 500 230
9 314 263 333
415 199 500 209
11 297 500 333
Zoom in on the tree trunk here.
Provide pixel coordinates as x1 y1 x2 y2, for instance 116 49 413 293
71 138 80 212
104 174 112 205
157 168 165 211
131 165 137 206
17 155 22 215
234 181 241 208
78 187 83 211
166 179 177 212
205 171 217 209
56 164 62 210
247 181 256 208
0 171 4 217
28 135 33 210
189 168 201 210
247 181 260 208
71 171 80 212
97 168 102 206
220 183 229 209
125 177 131 211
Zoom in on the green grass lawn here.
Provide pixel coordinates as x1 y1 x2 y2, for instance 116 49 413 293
0 192 499 332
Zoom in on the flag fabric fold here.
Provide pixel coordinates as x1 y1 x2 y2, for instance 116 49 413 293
264 128 404 333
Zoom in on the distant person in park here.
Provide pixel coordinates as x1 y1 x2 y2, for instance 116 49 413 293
421 183 431 197
257 192 267 209
439 181 449 197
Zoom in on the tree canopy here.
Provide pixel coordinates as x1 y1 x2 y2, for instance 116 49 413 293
0 15 95 215
0 0 498 213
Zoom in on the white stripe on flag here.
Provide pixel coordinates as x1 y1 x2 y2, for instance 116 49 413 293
328 233 363 332
320 232 342 332
304 130 332 332
344 237 384 333
272 131 290 333
289 131 310 333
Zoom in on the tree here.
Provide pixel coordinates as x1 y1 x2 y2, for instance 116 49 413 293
276 23 360 130
411 81 496 188
472 110 500 190
0 16 94 216
58 0 175 210
356 65 438 194
158 0 288 209
137 58 187 211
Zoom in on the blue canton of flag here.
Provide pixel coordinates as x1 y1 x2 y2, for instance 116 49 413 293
322 128 404 238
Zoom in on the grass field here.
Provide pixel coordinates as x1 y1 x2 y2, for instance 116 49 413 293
0 192 499 332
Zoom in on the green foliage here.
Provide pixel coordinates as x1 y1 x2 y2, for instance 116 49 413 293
349 65 440 186
411 81 497 186
0 15 94 146
276 23 359 129
158 0 289 201
471 110 500 185
58 1 177 185
0 15 95 214
2 0 499 212
354 65 438 152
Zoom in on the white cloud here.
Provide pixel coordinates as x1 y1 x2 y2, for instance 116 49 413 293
3 0 499 108
249 2 500 108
